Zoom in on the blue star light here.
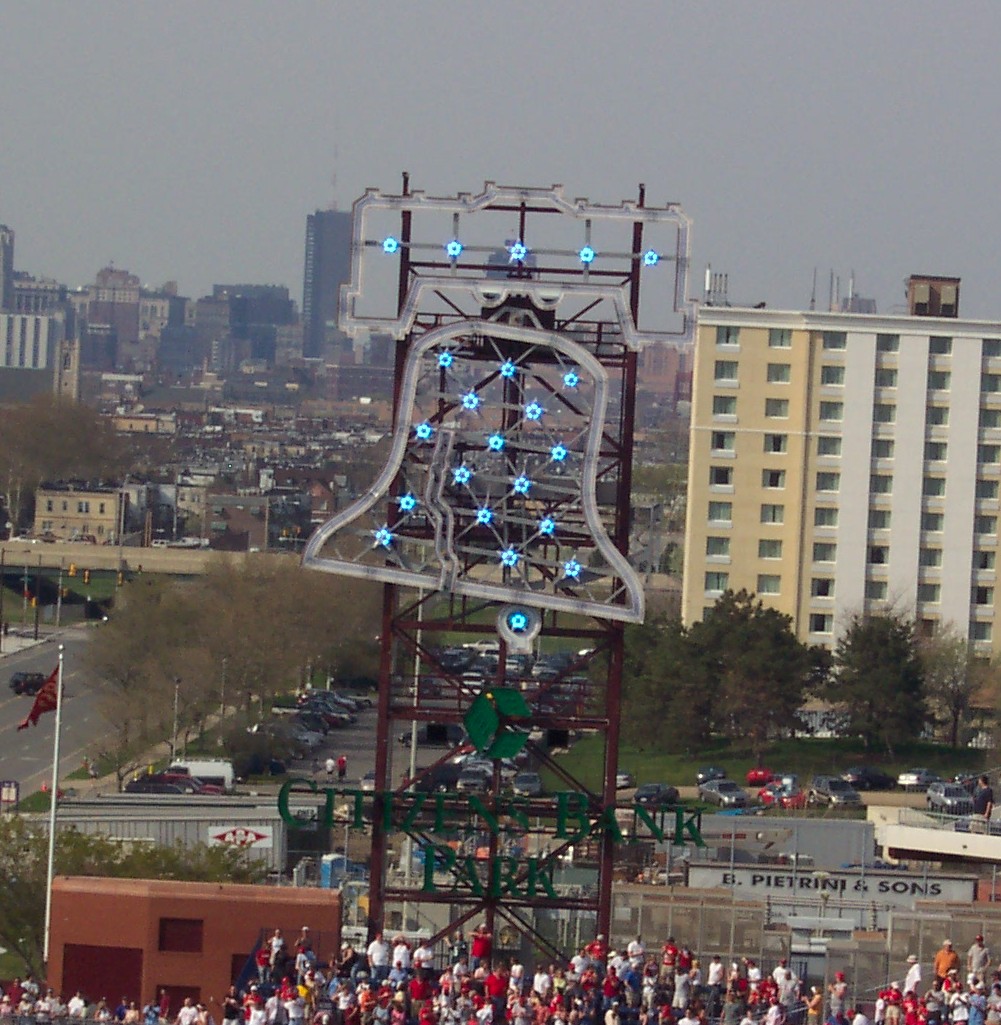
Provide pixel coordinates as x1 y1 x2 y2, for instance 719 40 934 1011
509 241 528 262
438 351 454 369
579 246 596 264
499 360 517 379
513 475 531 495
453 465 473 485
461 391 481 412
524 401 544 421
508 611 529 631
499 547 520 568
550 443 568 463
382 237 400 254
643 249 660 266
563 558 582 580
539 517 556 536
445 240 463 259
398 493 418 513
373 526 394 548
487 433 505 452
414 422 434 441
563 370 580 389
475 507 493 526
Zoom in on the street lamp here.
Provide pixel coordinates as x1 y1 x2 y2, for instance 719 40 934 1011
171 677 180 761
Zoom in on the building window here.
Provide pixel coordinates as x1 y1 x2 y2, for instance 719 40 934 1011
975 551 996 570
706 536 730 558
919 548 943 567
975 515 998 535
716 326 739 347
765 397 789 418
819 401 843 421
923 477 946 498
978 444 1000 463
869 546 889 565
814 506 838 527
99 502 105 514
873 403 896 424
713 395 737 416
823 332 847 350
924 441 947 461
978 479 1000 500
758 539 783 559
760 503 784 524
762 469 785 489
984 339 1001 358
813 542 837 562
866 580 888 600
817 435 842 457
973 586 994 606
928 370 951 390
708 501 732 524
757 574 781 595
874 368 898 388
769 329 792 348
809 613 833 633
820 365 845 386
158 917 204 954
869 509 891 529
922 512 944 532
982 373 1001 393
877 334 900 353
811 578 834 597
917 583 941 603
45 499 53 512
714 360 739 382
871 438 894 459
764 433 787 453
929 336 953 355
871 474 893 495
767 363 791 384
971 621 993 643
711 430 735 452
981 409 1001 429
816 472 840 492
927 406 949 426
710 466 733 487
705 571 729 593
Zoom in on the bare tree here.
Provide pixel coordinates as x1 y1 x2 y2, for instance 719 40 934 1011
920 622 993 748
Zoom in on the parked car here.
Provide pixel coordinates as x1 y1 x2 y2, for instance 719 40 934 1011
842 766 895 791
147 772 224 795
696 766 727 786
456 767 492 793
808 776 862 806
360 770 377 792
512 772 544 798
333 689 374 710
397 723 467 747
926 782 974 815
758 782 808 810
634 783 680 808
745 766 776 787
698 779 749 808
897 768 942 791
412 763 463 794
9 671 47 695
124 777 186 795
615 770 636 790
954 816 1001 835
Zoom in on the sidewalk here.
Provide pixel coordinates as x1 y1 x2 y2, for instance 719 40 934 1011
0 628 50 658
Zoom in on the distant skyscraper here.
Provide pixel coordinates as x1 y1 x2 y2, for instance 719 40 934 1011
302 209 352 359
0 225 14 311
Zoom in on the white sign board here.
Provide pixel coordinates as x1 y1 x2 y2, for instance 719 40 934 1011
688 864 976 909
207 824 274 849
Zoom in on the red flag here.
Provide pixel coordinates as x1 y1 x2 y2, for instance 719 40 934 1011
16 666 59 731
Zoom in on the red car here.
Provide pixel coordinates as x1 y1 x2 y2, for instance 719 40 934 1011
758 781 807 809
746 766 776 786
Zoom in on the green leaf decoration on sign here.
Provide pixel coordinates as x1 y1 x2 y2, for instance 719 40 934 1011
464 688 531 759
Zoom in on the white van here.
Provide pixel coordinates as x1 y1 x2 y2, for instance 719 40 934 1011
168 759 234 790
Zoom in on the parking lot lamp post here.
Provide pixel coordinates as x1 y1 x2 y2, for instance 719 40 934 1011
171 677 180 760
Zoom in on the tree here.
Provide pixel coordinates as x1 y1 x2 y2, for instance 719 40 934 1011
920 623 991 748
833 611 925 753
0 816 264 975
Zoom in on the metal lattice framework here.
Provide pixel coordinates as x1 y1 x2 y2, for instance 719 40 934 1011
303 178 692 958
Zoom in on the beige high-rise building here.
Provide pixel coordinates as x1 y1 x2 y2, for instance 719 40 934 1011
682 304 1001 657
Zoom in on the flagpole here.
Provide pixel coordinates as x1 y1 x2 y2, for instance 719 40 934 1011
42 643 65 967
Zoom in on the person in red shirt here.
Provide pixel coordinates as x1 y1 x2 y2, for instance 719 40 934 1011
586 935 608 966
602 968 623 1011
408 976 433 1020
661 939 679 984
471 925 493 970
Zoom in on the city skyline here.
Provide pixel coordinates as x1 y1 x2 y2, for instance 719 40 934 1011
4 4 1001 317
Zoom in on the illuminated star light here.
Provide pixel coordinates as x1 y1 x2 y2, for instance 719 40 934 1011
445 239 463 259
499 547 520 568
563 370 580 389
563 558 582 579
508 612 529 631
398 493 418 513
373 526 394 548
509 241 528 262
461 391 481 412
382 237 400 254
499 360 517 379
512 475 531 495
539 517 556 536
414 422 434 441
475 507 493 525
524 401 544 421
550 443 568 462
643 249 660 266
453 465 473 485
487 433 505 452
579 246 596 265
438 351 454 369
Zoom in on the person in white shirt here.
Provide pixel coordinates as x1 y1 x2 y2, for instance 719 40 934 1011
773 960 790 986
392 938 412 973
176 999 199 1025
67 993 87 1019
510 961 525 994
414 943 434 978
627 938 645 970
368 933 391 985
905 956 922 996
533 969 552 1000
853 1009 872 1025
763 998 784 1025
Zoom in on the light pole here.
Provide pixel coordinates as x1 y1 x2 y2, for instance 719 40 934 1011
220 657 227 717
171 677 180 761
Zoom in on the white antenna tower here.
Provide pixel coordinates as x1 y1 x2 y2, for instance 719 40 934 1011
329 146 340 211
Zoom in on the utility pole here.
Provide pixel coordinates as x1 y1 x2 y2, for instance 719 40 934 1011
0 546 6 652
55 564 63 629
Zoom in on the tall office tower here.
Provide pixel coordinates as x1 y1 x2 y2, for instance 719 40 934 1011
683 282 1001 658
0 225 14 311
302 209 352 359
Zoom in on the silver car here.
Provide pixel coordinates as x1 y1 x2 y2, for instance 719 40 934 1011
897 767 942 791
698 778 748 807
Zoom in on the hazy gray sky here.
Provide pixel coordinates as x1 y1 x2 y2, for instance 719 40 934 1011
4 2 1001 317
